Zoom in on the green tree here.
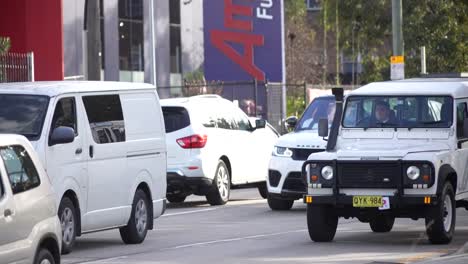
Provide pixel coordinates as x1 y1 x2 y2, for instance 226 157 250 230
321 0 467 83
0 36 10 55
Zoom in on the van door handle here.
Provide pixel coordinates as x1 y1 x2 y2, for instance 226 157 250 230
75 148 83 155
4 209 13 217
89 145 94 158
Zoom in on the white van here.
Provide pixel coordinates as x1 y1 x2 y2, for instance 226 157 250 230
0 135 61 264
0 81 167 253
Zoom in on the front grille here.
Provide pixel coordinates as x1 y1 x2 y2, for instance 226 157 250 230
269 170 281 187
337 162 400 188
291 148 325 161
283 172 306 193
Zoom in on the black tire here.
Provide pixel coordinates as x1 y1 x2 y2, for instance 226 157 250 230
307 204 338 242
369 215 395 233
120 189 150 244
58 197 77 254
267 194 294 210
206 160 230 205
258 182 268 199
34 248 56 264
167 194 187 203
425 182 456 244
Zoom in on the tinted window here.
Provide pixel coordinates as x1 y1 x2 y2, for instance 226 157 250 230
82 95 126 144
343 96 453 128
457 102 467 138
50 97 77 136
162 107 190 133
0 145 40 194
0 94 49 140
296 97 336 131
232 109 252 131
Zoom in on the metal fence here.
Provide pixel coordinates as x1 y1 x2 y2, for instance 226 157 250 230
0 52 34 83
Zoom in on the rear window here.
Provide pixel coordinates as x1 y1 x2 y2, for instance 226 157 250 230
163 107 190 133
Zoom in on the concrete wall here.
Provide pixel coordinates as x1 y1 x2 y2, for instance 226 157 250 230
180 0 204 76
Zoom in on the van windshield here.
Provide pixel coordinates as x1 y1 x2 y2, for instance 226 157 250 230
343 96 453 128
0 94 50 140
295 97 336 132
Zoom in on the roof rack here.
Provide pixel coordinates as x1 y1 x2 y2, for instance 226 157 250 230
420 73 468 78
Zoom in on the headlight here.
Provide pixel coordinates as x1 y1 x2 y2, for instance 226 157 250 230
272 146 293 157
407 166 420 180
321 165 334 180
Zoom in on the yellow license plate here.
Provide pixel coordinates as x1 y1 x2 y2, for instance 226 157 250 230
352 196 383 207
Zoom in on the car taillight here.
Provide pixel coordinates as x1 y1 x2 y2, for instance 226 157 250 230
176 134 207 149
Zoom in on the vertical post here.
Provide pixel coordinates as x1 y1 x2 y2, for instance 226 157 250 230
254 79 258 117
86 0 102 80
335 0 340 85
303 82 307 106
322 0 327 86
392 0 404 56
29 52 35 81
420 46 427 75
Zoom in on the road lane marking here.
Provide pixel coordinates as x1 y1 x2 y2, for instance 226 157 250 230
162 208 218 217
167 229 308 249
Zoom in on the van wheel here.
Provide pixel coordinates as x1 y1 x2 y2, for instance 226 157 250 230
307 204 338 242
257 182 268 199
267 194 293 210
206 160 230 206
425 182 456 244
58 197 77 254
369 215 395 233
167 194 187 203
34 248 55 264
120 189 150 244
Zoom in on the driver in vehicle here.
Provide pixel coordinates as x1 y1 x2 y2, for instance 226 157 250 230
374 100 396 124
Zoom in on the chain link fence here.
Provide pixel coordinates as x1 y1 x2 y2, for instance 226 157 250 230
0 52 34 83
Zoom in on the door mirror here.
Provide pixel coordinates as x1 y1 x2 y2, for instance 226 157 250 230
255 119 267 129
318 119 329 138
49 126 75 146
285 116 298 130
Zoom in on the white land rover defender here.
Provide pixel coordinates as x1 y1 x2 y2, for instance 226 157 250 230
303 78 468 244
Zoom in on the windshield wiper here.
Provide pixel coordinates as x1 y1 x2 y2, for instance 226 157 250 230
375 122 397 127
420 121 444 125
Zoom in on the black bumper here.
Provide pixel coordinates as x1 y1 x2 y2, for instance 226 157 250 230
167 173 213 195
303 194 438 207
269 190 305 200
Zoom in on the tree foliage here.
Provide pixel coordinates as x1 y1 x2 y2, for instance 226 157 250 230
321 0 467 83
0 37 11 55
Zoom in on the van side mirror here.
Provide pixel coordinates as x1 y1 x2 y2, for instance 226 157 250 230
255 119 266 129
49 126 75 146
285 116 298 130
318 119 329 138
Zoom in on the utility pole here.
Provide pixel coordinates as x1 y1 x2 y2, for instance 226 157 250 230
86 0 102 81
392 0 404 56
391 0 404 80
335 0 340 85
322 0 327 86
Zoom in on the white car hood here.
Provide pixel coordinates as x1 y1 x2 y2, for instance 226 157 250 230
275 130 327 149
337 140 450 159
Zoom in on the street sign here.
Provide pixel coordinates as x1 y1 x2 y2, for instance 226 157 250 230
390 55 405 80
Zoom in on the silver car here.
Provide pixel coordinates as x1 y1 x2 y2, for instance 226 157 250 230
0 135 61 264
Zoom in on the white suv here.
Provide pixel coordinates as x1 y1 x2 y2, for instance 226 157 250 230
161 95 278 205
303 78 468 244
0 135 61 264
268 95 334 210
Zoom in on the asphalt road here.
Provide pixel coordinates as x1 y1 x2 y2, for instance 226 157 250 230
63 188 468 264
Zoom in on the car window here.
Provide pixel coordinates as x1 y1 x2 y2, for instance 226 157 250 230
457 102 467 139
0 171 4 198
0 145 40 194
343 96 453 128
50 97 78 137
232 108 252 131
296 97 336 131
162 107 191 133
82 95 126 144
215 104 235 130
0 94 50 140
